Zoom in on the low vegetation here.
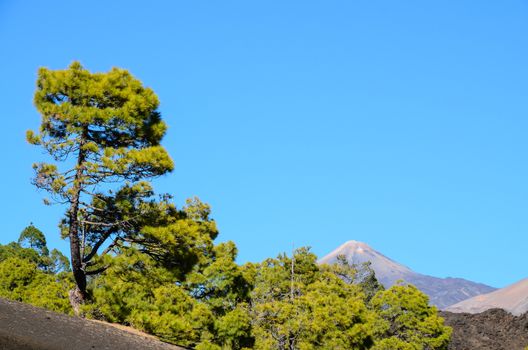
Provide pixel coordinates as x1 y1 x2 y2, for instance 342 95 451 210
1 223 451 349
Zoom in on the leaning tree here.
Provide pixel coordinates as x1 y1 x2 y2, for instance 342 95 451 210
27 62 174 307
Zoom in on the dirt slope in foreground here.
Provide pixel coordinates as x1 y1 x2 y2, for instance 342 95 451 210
0 298 185 350
441 309 528 350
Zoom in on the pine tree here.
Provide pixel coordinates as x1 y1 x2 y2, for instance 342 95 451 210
18 223 49 256
370 284 452 350
28 62 173 307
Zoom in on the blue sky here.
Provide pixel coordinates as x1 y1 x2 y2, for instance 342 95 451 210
1 1 527 288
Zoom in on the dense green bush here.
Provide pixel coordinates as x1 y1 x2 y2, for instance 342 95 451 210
0 222 450 349
0 225 72 314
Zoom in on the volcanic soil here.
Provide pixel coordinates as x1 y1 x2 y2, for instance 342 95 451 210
0 298 185 350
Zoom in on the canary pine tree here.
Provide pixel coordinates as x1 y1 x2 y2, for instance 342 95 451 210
27 62 173 307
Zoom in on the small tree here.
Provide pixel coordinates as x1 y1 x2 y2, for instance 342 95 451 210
17 224 70 273
18 223 49 256
28 62 174 307
370 284 452 350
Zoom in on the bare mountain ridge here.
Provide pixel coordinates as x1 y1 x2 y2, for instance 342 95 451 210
318 240 496 309
446 278 528 316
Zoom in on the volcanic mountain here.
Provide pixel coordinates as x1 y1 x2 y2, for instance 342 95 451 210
318 241 496 309
446 278 528 315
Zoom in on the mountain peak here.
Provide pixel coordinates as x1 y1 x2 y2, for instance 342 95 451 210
318 240 496 309
319 240 413 277
335 240 372 254
341 240 371 249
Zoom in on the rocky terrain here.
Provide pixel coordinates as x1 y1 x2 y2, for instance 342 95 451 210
0 297 184 350
446 278 528 315
441 309 528 350
319 240 496 308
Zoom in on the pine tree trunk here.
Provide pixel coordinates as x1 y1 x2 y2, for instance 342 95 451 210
68 130 88 313
69 287 85 316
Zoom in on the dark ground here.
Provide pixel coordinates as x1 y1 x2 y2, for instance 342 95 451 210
0 298 184 350
441 309 528 350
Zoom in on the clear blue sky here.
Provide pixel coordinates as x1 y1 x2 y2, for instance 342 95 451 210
1 1 527 288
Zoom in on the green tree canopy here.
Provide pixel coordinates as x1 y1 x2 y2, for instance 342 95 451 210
83 198 253 349
1 225 70 274
370 284 452 350
0 227 73 314
249 248 375 350
18 224 49 256
0 256 72 314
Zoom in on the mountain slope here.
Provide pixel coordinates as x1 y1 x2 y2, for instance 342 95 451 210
319 240 496 309
446 278 528 315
